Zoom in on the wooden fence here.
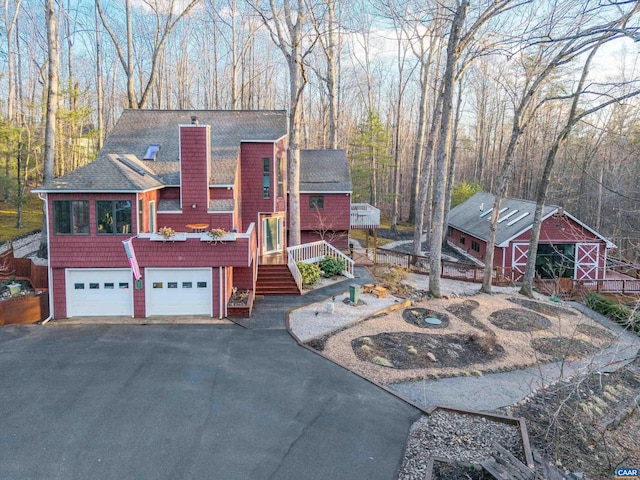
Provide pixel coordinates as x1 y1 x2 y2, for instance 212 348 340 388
367 248 515 286
0 248 48 289
368 247 640 294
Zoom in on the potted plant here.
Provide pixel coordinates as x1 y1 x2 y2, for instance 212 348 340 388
207 228 226 240
7 275 21 296
158 226 176 240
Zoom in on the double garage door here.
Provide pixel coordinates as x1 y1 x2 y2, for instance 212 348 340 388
65 268 212 317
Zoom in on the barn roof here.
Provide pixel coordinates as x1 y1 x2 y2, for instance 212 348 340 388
447 192 614 248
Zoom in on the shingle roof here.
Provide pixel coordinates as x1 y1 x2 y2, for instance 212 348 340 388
447 192 557 246
38 110 287 191
300 150 352 192
35 154 164 192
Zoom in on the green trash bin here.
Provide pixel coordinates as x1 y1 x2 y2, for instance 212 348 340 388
349 284 360 303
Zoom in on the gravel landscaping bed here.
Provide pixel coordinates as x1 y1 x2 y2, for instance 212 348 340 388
398 410 524 480
288 289 403 342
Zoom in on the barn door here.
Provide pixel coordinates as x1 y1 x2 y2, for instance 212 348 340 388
575 243 599 280
511 243 528 282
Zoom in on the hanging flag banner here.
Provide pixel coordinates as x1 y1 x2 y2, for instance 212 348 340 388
122 239 142 280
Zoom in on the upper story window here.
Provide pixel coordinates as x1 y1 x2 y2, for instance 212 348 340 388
97 200 132 235
263 157 270 199
310 196 324 210
460 235 466 245
53 200 89 235
471 240 480 252
277 157 284 198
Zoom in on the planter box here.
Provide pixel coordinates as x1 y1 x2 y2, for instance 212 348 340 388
227 290 254 318
200 232 237 243
150 232 187 242
0 291 50 326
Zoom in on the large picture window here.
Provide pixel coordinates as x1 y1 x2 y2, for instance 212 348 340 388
53 200 89 235
97 200 132 235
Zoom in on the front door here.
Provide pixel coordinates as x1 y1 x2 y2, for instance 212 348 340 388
262 216 283 255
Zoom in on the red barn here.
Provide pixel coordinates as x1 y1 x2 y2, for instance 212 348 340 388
447 192 615 282
34 110 362 320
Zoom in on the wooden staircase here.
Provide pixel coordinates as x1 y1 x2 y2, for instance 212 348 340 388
256 264 301 295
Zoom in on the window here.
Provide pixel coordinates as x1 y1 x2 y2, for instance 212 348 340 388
182 282 192 288
168 282 178 289
74 283 85 290
447 227 453 237
153 282 163 289
89 283 99 289
104 283 114 289
53 201 89 235
97 200 132 235
277 157 284 198
143 144 160 160
309 196 324 210
197 281 207 288
263 157 270 199
471 240 480 253
138 199 144 233
119 282 129 289
460 235 466 245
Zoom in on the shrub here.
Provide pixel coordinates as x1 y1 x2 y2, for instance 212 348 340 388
297 262 321 286
584 293 639 333
318 256 346 278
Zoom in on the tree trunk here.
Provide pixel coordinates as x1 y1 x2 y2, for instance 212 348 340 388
443 79 463 249
95 0 104 148
40 0 59 258
429 0 468 298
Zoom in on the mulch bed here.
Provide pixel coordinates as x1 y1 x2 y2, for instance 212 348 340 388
575 323 617 341
402 308 450 329
488 308 553 332
352 332 504 369
507 297 577 317
445 300 493 334
530 337 598 359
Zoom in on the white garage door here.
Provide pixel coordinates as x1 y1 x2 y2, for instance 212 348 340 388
145 268 212 316
66 269 133 317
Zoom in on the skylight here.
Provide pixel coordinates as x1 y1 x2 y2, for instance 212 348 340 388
498 209 519 223
143 144 160 160
506 211 529 227
480 206 507 219
117 156 146 176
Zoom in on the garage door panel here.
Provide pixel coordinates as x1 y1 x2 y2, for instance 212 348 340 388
145 268 212 316
66 269 133 317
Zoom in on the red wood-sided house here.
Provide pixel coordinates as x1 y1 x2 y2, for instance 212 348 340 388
446 192 615 282
34 110 377 320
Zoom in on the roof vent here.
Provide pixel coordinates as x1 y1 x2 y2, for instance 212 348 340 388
191 116 199 125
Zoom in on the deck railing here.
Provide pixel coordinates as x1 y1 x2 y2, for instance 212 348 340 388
350 203 381 229
287 240 355 291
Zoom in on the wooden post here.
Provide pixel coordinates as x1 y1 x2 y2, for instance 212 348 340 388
373 228 378 264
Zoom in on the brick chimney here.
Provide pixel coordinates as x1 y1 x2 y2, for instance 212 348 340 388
180 122 210 215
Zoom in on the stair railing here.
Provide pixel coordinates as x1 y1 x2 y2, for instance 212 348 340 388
286 241 355 285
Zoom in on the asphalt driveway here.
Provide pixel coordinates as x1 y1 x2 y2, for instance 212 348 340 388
0 322 420 480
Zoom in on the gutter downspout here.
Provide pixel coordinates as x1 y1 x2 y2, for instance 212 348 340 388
37 192 54 324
